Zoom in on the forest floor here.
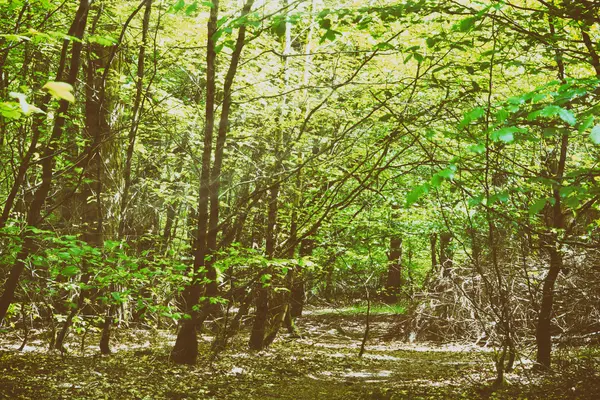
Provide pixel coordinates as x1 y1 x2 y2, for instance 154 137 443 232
1 307 599 399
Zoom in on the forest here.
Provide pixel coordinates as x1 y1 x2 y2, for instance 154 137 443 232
1 0 600 398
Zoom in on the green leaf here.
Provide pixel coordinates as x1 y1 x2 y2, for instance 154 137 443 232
507 95 526 105
527 109 542 121
489 191 509 204
558 108 576 126
467 143 485 154
529 198 547 215
426 37 438 48
319 29 340 43
539 105 576 125
454 16 476 32
0 102 22 119
459 107 485 128
564 195 581 209
540 105 560 117
559 185 580 198
43 81 75 103
590 125 600 145
406 184 429 207
172 0 185 12
319 18 332 30
430 174 443 188
495 109 509 123
186 1 199 15
579 116 594 133
61 265 80 277
531 92 547 103
437 165 456 180
88 35 117 46
468 143 485 154
374 42 395 50
490 126 524 143
273 20 286 38
468 195 484 206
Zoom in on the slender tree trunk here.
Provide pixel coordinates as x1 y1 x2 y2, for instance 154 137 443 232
204 0 254 305
249 183 278 350
384 234 402 304
171 0 219 363
55 34 108 350
439 232 453 278
0 0 90 323
117 0 153 239
172 0 254 363
430 233 437 272
290 239 313 318
100 0 153 354
0 3 77 230
535 16 569 370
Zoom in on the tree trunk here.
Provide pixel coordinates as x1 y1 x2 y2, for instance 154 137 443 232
204 0 254 307
172 0 255 364
535 18 568 369
384 236 402 303
100 0 153 354
55 6 108 347
249 182 278 350
290 239 313 318
439 232 453 277
0 0 90 323
430 233 437 272
249 281 269 351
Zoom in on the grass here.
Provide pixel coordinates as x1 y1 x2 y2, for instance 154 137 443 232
312 302 407 316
